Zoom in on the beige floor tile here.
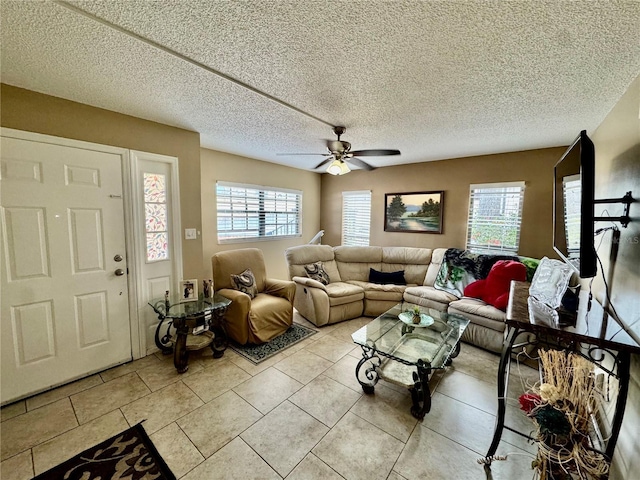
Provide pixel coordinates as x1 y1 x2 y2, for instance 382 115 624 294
228 350 291 376
282 335 321 356
150 422 205 478
120 381 204 434
387 472 408 480
285 453 344 480
182 437 280 480
32 409 129 475
328 318 371 343
0 450 33 480
394 426 483 480
312 412 404 480
1 401 26 422
450 344 500 382
241 400 329 477
182 360 251 403
99 354 163 382
137 356 205 392
323 354 365 393
274 349 333 384
420 392 496 455
70 372 151 424
26 374 104 411
1 398 77 461
350 382 417 442
305 335 355 362
233 367 303 414
401 423 535 480
435 370 497 415
289 375 360 427
178 390 262 457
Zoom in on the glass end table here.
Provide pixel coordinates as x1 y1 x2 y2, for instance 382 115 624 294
148 292 231 373
351 302 470 419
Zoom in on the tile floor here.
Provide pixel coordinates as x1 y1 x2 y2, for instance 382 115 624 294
1 313 541 480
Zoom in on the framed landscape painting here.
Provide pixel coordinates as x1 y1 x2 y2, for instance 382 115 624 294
384 191 444 234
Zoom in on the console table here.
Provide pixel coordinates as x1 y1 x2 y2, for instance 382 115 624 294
486 281 640 469
148 292 231 373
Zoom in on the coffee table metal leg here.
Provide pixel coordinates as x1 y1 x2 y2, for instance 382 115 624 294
355 345 381 394
410 360 431 419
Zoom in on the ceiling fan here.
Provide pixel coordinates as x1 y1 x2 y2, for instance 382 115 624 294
278 126 401 175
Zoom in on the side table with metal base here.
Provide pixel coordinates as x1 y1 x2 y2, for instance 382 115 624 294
148 292 232 373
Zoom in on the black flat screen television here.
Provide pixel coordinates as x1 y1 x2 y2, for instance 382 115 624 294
553 130 597 278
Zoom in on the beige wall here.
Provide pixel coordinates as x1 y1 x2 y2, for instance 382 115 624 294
0 84 204 279
590 74 640 479
321 147 566 260
200 148 321 280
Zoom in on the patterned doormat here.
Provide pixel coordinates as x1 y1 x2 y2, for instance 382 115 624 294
33 423 175 480
230 323 317 364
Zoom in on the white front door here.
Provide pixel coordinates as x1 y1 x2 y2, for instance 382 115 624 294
1 135 132 404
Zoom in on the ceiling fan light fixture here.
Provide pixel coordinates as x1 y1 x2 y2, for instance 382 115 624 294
327 159 350 175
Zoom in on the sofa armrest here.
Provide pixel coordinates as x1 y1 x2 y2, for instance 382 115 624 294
292 275 328 291
264 278 296 303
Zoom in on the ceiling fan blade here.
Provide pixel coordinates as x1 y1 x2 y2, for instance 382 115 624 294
314 158 334 169
346 157 375 171
276 153 330 156
348 149 400 157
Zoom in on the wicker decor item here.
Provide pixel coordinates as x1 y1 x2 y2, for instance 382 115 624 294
519 349 609 480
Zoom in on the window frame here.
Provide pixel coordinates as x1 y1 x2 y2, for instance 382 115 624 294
465 181 526 255
342 190 372 246
216 181 302 244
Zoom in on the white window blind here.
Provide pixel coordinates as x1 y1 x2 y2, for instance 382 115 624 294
342 190 371 246
466 182 525 255
216 182 302 243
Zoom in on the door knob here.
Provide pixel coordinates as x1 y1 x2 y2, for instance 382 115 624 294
115 269 125 276
114 254 123 262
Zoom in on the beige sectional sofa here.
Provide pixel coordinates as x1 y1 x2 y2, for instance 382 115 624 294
285 244 518 353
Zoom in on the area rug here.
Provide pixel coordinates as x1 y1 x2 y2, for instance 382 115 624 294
33 423 175 480
230 323 317 364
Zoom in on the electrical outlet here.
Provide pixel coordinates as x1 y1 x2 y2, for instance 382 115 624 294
185 228 197 240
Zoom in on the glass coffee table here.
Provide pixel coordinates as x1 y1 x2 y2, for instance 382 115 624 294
351 302 470 419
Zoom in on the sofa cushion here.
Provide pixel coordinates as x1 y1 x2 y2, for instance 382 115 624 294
404 285 458 304
304 261 330 285
433 248 520 297
382 247 431 285
230 268 258 299
285 244 342 282
335 246 383 282
464 260 527 311
325 282 364 306
347 281 407 302
424 248 448 286
369 268 406 285
448 298 506 328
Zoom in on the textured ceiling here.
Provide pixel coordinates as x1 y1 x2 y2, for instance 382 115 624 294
1 0 639 171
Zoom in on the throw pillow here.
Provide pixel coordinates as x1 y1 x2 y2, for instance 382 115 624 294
304 261 330 285
369 268 406 285
230 268 258 299
463 260 527 311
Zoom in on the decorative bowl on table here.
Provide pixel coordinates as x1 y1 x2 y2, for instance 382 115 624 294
398 311 434 327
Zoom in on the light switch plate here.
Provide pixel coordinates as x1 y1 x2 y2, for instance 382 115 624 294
185 228 197 240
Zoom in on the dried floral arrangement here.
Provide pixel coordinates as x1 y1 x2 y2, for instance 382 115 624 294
518 349 609 480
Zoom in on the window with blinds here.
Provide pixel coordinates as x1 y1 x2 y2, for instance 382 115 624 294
342 190 371 246
216 182 302 243
466 182 525 255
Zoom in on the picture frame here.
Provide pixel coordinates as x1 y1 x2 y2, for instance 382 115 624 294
180 279 198 299
384 191 444 234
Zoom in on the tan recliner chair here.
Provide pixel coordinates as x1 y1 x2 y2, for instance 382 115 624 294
212 248 295 345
